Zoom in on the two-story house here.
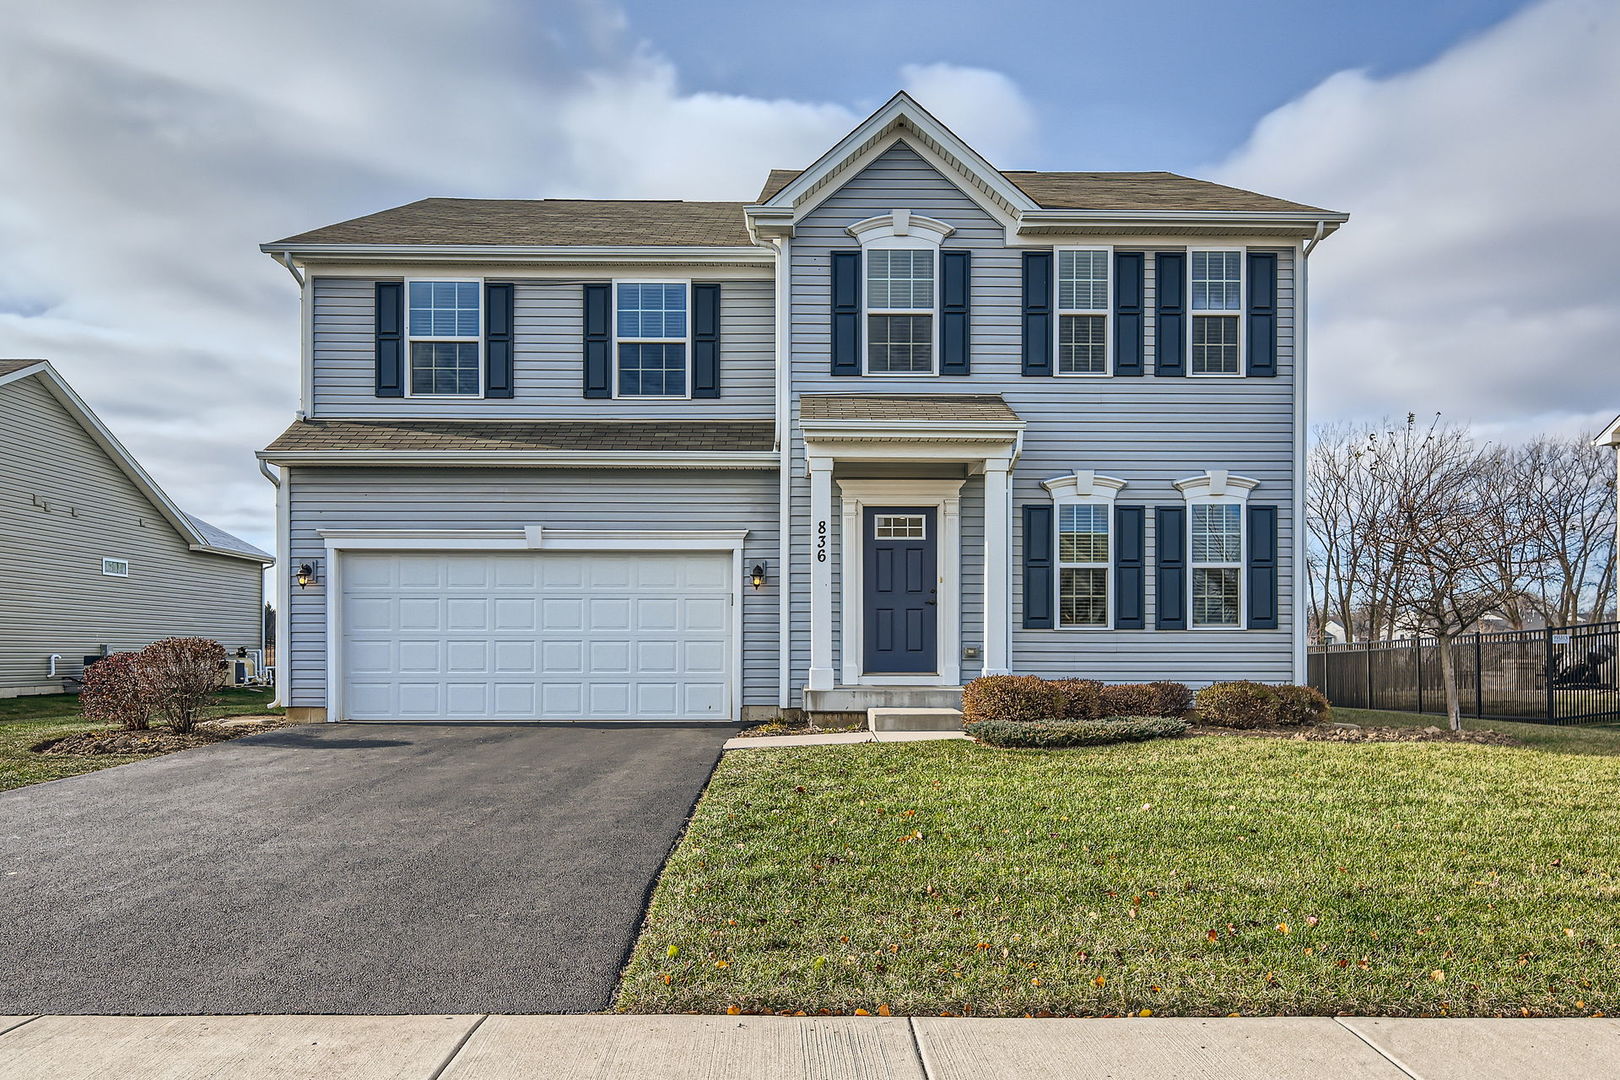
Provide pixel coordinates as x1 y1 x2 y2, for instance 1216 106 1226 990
257 93 1345 724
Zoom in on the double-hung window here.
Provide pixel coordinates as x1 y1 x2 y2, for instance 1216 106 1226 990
1190 502 1243 627
616 281 689 397
1190 250 1242 376
1057 502 1111 627
1056 248 1109 375
865 248 935 374
406 280 482 396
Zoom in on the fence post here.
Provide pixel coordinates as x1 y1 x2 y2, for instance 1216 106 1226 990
1415 639 1424 715
1545 629 1555 723
1474 633 1484 718
1367 645 1376 711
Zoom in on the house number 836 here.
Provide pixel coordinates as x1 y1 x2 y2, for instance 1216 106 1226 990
815 520 827 562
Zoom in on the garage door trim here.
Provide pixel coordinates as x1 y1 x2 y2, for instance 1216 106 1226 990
320 528 748 722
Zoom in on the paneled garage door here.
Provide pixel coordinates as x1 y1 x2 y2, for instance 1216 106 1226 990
339 551 733 721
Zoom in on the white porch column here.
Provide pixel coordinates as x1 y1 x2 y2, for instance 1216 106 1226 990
982 456 1012 676
807 454 835 691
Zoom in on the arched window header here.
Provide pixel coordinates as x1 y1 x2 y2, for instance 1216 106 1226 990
846 209 956 248
1041 470 1127 501
1174 469 1259 502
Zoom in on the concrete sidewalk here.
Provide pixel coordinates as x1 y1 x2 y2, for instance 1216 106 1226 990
1 1014 1615 1079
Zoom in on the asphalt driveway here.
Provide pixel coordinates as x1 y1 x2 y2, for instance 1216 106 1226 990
0 722 733 1014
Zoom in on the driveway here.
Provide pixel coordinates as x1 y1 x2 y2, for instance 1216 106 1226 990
0 722 733 1014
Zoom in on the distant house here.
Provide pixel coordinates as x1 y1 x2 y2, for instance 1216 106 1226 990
0 359 272 697
1600 415 1620 620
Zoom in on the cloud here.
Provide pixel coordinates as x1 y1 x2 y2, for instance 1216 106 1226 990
900 63 1037 165
0 0 1034 554
1211 0 1620 441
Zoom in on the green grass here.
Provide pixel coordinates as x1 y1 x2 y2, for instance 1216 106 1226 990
0 688 280 792
617 738 1620 1018
1337 707 1620 756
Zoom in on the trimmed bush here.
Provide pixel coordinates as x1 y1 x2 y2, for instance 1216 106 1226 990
1274 684 1332 726
139 637 226 734
79 652 150 731
1049 678 1104 721
966 716 1190 749
1195 680 1335 729
1097 682 1194 720
961 675 1063 725
1146 680 1195 717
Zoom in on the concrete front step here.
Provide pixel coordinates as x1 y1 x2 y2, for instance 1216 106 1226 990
804 685 965 714
868 707 965 732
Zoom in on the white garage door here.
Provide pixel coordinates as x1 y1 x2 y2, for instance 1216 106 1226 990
339 550 733 721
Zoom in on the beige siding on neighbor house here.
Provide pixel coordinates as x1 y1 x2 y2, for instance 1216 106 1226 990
0 377 265 691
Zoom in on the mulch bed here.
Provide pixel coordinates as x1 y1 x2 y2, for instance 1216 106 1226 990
32 718 284 756
1187 722 1521 746
738 718 867 739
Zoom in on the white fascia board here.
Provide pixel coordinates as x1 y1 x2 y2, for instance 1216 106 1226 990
1016 209 1348 236
318 528 749 552
261 243 771 266
800 418 1026 438
256 449 780 469
1594 414 1620 447
12 362 267 564
0 361 49 389
190 543 274 565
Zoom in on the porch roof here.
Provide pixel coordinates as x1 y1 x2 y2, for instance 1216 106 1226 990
799 394 1021 425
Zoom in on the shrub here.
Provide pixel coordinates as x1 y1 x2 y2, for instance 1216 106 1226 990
1195 681 1285 729
1274 684 1332 726
138 637 226 734
1145 681 1195 717
79 653 150 731
1098 683 1157 718
1048 678 1104 721
966 716 1189 749
962 675 1063 724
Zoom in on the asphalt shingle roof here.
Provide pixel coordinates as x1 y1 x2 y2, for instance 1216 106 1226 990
263 419 776 455
756 168 1334 215
0 358 47 377
186 514 272 561
271 198 754 248
799 394 1021 424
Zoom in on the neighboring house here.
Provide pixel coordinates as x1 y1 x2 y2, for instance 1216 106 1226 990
0 359 272 697
257 93 1347 723
1600 414 1620 621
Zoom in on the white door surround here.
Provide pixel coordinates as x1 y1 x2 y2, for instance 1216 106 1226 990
836 478 965 687
319 529 747 722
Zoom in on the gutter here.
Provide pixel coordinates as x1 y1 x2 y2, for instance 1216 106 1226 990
772 237 793 712
259 242 773 266
255 449 781 469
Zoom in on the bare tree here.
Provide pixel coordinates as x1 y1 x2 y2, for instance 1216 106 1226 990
1516 435 1616 626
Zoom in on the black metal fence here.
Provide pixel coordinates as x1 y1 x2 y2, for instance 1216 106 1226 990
1307 622 1620 725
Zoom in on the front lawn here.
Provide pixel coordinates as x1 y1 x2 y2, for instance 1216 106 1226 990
1336 707 1620 756
0 688 279 792
617 737 1620 1017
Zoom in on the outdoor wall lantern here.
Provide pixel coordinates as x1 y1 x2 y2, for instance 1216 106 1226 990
750 563 767 591
295 561 320 589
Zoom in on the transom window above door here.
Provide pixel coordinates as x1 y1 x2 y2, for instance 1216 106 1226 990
866 248 935 374
406 280 481 396
616 281 689 397
874 513 927 539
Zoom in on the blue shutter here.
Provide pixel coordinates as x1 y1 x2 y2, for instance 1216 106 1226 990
692 282 721 398
1155 505 1187 629
1154 252 1186 377
1114 251 1145 377
831 250 861 376
940 250 971 375
483 282 514 399
1021 251 1053 377
1022 504 1054 629
1115 505 1146 629
374 281 404 397
583 283 611 399
1248 504 1279 628
1246 251 1278 377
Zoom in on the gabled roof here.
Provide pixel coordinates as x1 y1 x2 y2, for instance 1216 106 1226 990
0 360 272 564
1597 414 1620 447
757 166 1331 215
267 198 753 249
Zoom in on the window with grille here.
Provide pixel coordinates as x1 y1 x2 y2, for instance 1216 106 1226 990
1057 502 1110 627
866 248 935 374
1190 502 1243 626
616 282 689 397
1056 249 1109 375
406 280 481 396
1190 251 1242 376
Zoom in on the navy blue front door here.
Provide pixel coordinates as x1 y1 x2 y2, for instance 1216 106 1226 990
863 507 938 674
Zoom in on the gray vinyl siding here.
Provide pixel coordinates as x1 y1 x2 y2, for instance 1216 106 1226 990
786 140 1297 693
310 277 774 419
284 468 777 709
0 377 264 691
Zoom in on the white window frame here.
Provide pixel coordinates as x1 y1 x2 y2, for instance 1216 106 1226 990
1175 470 1259 630
1187 248 1245 379
1053 245 1113 378
1040 471 1126 631
101 557 130 578
612 279 692 400
846 210 954 379
403 277 484 399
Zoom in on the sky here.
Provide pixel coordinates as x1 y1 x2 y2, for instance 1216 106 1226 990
0 0 1614 555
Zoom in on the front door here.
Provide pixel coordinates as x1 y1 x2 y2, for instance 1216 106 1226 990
863 507 938 674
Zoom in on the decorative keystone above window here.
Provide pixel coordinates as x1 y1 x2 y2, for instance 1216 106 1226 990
1173 469 1259 501
1040 470 1127 501
1175 470 1260 629
845 210 956 247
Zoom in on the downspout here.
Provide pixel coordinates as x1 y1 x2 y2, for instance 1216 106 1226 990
259 459 291 710
772 236 793 712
